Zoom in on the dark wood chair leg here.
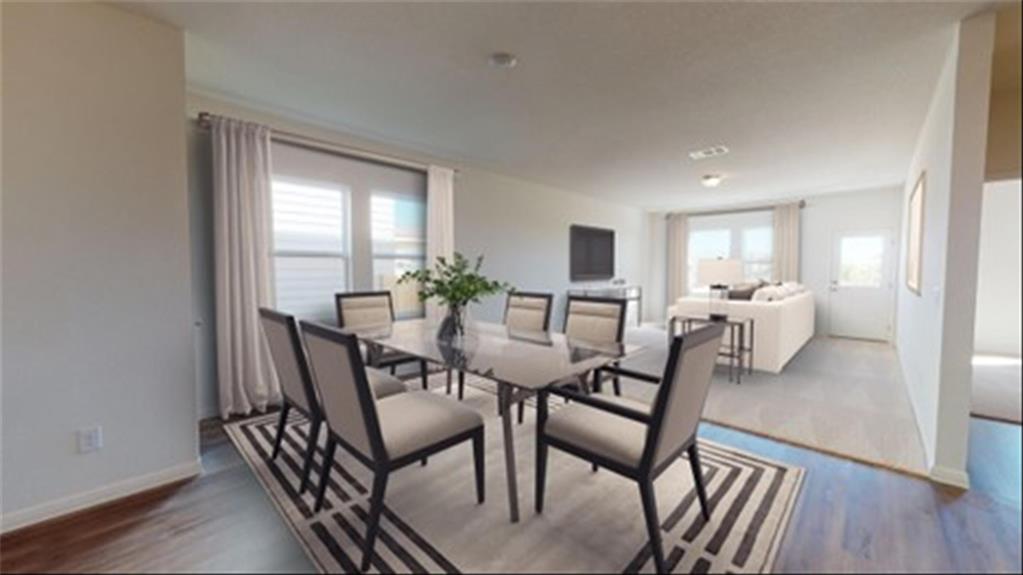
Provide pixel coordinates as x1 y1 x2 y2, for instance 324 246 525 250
473 429 485 504
688 443 711 521
458 370 465 400
613 361 622 396
299 415 322 494
593 368 603 394
315 437 337 512
419 359 429 390
535 391 549 514
390 364 397 375
517 400 525 424
446 369 453 394
271 403 291 461
361 471 389 572
639 479 667 574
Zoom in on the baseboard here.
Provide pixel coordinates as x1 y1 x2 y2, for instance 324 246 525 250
0 458 203 534
929 464 971 490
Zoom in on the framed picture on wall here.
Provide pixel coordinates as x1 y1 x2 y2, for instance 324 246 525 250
906 172 925 295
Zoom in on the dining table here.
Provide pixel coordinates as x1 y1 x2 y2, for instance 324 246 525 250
341 318 643 523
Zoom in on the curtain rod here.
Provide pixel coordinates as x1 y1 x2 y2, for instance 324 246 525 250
196 111 447 175
668 200 806 219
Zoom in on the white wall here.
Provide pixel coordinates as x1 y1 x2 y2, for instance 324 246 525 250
895 12 994 488
801 186 903 340
185 91 650 417
1 3 198 529
974 179 1022 356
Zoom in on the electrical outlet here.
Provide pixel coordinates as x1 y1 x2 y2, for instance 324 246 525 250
77 426 103 454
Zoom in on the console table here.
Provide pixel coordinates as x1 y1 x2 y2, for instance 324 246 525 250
566 285 642 326
669 314 754 384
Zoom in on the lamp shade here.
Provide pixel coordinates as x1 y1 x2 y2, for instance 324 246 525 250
698 258 744 287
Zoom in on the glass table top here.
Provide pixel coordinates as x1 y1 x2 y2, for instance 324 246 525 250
343 319 642 390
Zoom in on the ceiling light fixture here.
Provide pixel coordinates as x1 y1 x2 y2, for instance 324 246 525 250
702 174 724 188
689 145 730 161
488 52 518 69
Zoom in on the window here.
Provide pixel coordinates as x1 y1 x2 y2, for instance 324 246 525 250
687 210 774 292
371 193 426 319
838 235 885 288
269 141 428 321
271 180 349 320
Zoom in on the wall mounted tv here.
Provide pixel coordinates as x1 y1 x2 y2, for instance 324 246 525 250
570 225 615 281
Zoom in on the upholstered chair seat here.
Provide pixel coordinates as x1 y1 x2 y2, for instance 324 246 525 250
544 395 651 467
377 392 484 459
366 368 408 399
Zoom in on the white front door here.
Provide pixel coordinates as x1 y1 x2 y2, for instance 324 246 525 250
828 230 896 341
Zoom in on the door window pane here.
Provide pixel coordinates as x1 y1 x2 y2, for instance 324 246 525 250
839 236 885 287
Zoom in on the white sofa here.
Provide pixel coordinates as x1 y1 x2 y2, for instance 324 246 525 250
666 290 815 374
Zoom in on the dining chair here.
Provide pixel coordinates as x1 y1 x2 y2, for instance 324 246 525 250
534 323 726 575
564 295 628 396
335 291 431 389
259 308 408 494
452 291 555 405
300 320 486 572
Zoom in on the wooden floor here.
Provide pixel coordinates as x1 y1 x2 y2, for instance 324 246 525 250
1 418 1019 573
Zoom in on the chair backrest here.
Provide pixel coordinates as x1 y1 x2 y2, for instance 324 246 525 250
259 308 318 415
336 291 394 329
643 323 726 470
504 291 553 332
563 296 627 344
300 320 385 463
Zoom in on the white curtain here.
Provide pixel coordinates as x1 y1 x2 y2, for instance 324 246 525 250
211 116 280 419
426 165 456 320
666 213 689 304
773 202 801 282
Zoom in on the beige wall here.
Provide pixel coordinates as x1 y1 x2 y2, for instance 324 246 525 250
986 4 1021 181
1 3 197 528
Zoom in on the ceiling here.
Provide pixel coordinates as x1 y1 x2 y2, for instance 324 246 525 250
124 2 986 210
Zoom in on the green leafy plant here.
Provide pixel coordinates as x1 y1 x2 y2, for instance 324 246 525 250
399 253 512 311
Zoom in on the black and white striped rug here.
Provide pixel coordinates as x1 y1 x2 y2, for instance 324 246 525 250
225 373 804 573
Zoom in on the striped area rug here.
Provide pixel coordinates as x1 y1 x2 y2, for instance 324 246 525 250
225 372 804 574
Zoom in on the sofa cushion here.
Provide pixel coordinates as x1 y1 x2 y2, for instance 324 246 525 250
728 283 759 301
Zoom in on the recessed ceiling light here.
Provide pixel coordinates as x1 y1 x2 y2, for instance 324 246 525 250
489 52 518 69
701 174 724 188
689 145 730 161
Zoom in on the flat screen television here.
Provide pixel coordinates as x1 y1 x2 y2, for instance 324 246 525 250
570 225 615 281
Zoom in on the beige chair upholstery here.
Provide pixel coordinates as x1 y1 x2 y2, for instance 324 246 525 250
303 325 380 459
366 368 408 399
535 323 726 575
564 297 626 344
377 391 484 459
545 395 650 467
337 293 393 328
300 320 485 572
505 293 552 332
261 310 315 414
